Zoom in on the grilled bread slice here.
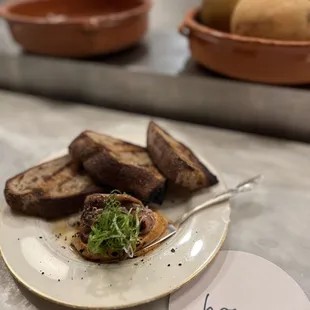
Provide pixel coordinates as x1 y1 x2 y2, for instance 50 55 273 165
69 131 167 203
4 155 105 219
147 121 218 190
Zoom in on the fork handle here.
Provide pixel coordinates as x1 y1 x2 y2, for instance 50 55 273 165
175 191 233 227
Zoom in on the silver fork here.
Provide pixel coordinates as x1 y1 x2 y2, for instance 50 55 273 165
143 175 263 251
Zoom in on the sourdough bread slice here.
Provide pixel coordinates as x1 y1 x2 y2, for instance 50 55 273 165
69 131 166 203
4 155 105 219
147 121 218 190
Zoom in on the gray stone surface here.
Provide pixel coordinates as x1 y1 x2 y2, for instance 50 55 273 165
0 90 309 309
2 54 310 143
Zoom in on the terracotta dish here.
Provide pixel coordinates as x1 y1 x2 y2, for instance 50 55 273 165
0 0 151 57
180 7 310 85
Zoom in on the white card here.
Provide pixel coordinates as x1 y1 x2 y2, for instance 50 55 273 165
170 251 310 310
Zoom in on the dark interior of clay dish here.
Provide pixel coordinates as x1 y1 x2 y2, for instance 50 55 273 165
8 0 143 18
195 12 202 24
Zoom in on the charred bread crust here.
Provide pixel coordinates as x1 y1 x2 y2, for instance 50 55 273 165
147 121 218 190
4 156 105 219
5 186 99 219
69 132 101 164
69 131 167 204
82 151 166 203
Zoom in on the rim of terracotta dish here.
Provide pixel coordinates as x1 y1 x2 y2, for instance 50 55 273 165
0 0 151 25
183 7 310 47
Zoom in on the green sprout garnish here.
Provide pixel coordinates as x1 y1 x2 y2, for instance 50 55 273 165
87 191 140 257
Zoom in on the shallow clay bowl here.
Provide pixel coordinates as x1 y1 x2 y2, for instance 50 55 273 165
0 0 151 57
180 7 310 85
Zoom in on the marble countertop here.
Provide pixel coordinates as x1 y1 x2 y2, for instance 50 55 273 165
0 90 309 310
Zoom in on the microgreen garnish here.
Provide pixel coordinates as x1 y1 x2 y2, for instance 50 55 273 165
87 191 140 257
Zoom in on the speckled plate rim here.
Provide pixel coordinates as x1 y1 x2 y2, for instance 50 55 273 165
0 226 229 309
0 148 230 309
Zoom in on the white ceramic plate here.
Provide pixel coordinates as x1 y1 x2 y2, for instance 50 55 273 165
0 123 230 309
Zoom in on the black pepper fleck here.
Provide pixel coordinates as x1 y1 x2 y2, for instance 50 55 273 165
81 277 83 280
171 248 176 253
167 264 171 267
41 272 44 275
178 263 182 266
58 279 60 282
17 238 20 241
